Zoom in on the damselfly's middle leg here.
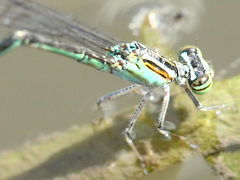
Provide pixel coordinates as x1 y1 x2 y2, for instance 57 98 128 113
155 85 172 138
155 85 197 148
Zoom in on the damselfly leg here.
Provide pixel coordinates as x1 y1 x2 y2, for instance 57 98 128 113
184 87 225 111
155 85 171 138
96 84 141 124
155 86 195 147
124 90 151 172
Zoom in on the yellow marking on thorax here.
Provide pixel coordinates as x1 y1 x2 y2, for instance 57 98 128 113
144 62 173 80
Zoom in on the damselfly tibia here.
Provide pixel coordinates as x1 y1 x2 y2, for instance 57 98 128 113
0 0 223 170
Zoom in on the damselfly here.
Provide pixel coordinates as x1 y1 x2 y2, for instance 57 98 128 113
0 0 223 169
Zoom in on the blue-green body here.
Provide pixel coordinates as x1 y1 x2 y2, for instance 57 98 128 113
106 42 176 87
112 59 169 86
30 39 172 87
0 35 173 88
38 41 172 87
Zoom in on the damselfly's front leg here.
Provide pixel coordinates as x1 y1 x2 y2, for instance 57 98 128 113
184 87 225 111
96 84 141 124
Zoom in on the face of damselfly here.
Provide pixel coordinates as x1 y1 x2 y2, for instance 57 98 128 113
179 46 214 95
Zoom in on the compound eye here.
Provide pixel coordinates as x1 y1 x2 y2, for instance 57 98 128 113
190 74 213 95
192 74 209 87
178 46 202 64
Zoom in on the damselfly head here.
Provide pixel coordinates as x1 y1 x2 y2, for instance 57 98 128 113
178 46 214 95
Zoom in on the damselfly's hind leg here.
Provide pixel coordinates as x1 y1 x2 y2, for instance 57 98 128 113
95 85 152 172
124 91 151 173
95 84 141 124
97 85 152 172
